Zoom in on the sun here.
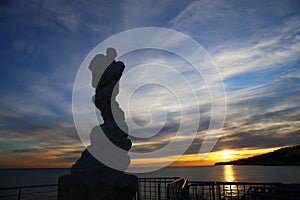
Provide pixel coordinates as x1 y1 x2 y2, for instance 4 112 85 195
221 150 234 160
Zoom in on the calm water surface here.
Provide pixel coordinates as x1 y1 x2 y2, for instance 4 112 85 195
1 165 299 187
140 165 300 183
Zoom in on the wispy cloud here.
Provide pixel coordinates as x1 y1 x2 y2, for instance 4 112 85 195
121 0 191 29
213 20 300 80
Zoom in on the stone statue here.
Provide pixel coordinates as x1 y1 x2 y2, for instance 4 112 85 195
58 48 138 200
92 48 124 124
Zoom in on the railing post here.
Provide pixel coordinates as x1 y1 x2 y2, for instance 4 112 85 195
157 183 161 200
181 178 189 200
212 183 215 200
167 184 170 200
18 189 22 200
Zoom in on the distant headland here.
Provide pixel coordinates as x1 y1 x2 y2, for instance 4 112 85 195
214 145 300 166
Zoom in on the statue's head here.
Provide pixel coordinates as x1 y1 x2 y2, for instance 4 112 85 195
106 47 117 60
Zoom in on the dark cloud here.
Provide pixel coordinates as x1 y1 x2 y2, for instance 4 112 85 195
54 156 80 163
213 129 300 151
12 148 38 153
243 107 300 126
0 99 80 142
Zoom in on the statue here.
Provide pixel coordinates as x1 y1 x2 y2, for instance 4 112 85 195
91 48 124 125
58 48 138 200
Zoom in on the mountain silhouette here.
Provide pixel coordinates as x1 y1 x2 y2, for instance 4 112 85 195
214 145 300 166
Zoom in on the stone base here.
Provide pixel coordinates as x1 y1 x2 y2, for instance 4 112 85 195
58 173 138 200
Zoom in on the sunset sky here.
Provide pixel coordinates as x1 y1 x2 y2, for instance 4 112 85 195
1 0 300 168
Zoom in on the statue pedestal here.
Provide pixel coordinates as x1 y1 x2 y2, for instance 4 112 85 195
58 172 138 200
58 124 138 199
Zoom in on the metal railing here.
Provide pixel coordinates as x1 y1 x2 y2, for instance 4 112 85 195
0 184 58 200
0 177 179 200
187 181 300 200
241 184 300 200
0 178 299 200
167 178 189 200
136 177 179 200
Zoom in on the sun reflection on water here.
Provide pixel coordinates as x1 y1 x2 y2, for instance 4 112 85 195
224 165 235 182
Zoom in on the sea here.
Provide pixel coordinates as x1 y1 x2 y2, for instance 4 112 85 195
1 165 300 188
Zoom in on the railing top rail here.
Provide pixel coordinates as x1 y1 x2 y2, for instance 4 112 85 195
137 177 180 183
189 180 284 185
138 177 180 179
0 184 57 191
215 181 283 185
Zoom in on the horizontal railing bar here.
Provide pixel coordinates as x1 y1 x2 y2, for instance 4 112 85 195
139 177 179 178
0 184 57 191
0 193 19 198
26 195 57 200
216 181 283 185
137 178 179 183
20 190 57 195
189 180 283 185
138 177 179 180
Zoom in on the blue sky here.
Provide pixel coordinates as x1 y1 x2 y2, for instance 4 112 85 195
0 0 300 168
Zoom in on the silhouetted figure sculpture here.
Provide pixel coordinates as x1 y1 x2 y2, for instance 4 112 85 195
58 48 137 200
93 48 124 124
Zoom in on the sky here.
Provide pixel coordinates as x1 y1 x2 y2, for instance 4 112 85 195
0 0 300 168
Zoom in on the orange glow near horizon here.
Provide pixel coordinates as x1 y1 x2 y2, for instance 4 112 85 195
0 144 84 168
1 146 284 168
130 146 283 168
220 150 234 160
